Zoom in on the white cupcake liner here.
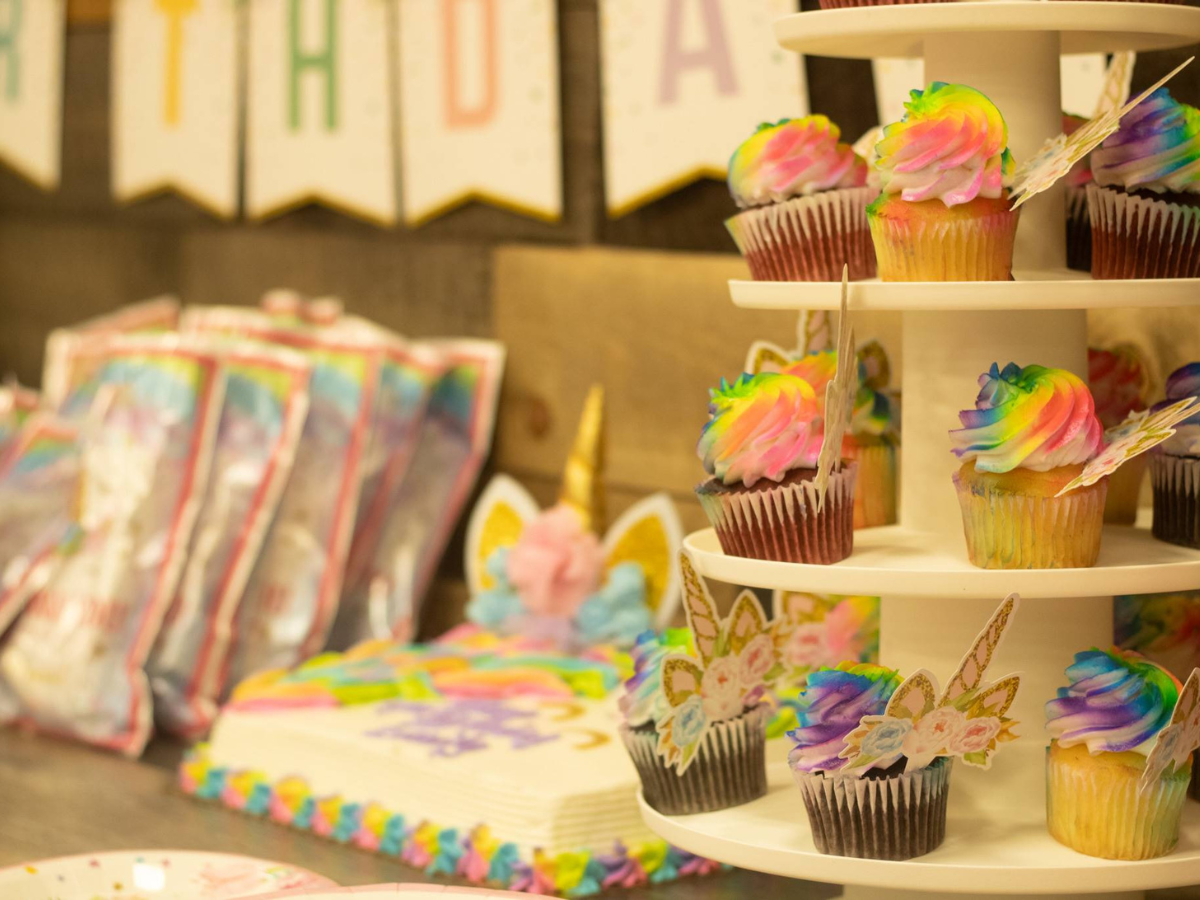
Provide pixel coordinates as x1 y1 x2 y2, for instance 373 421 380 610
1046 746 1190 860
621 704 769 815
868 205 1019 281
1151 453 1200 549
726 188 876 282
1088 184 1200 279
792 758 952 860
696 464 857 564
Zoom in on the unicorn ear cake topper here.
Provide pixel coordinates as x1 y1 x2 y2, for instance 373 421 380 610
654 552 779 773
464 386 682 650
815 268 857 511
1140 668 1200 793
839 593 1022 775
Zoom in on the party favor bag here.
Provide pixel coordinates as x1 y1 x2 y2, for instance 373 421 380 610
0 336 223 755
181 307 379 685
148 343 311 739
42 296 180 408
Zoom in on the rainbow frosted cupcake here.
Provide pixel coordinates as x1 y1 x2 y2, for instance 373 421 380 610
868 83 1019 281
951 363 1106 569
1089 89 1200 279
696 372 855 564
1046 649 1188 860
1150 363 1200 548
726 117 875 282
788 663 953 860
785 350 898 528
1063 113 1095 272
1088 346 1151 524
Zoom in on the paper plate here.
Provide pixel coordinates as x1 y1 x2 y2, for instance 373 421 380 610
0 850 336 899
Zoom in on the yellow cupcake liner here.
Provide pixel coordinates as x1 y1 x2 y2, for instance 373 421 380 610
1103 455 1147 525
953 473 1106 569
1046 742 1190 860
844 440 897 529
868 205 1019 281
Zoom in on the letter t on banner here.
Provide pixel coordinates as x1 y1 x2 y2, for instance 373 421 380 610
397 0 562 226
247 0 396 225
0 0 65 189
112 0 240 218
600 0 805 217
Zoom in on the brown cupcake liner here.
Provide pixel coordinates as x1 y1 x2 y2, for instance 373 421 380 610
1066 184 1093 273
1151 453 1200 549
696 464 856 564
953 472 1107 569
1104 454 1147 525
1088 184 1200 279
792 758 952 860
869 205 1019 281
726 188 876 282
621 704 769 815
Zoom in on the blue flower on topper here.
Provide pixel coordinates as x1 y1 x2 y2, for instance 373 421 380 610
463 386 683 651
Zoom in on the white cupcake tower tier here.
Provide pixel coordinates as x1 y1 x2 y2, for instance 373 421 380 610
638 4 1200 898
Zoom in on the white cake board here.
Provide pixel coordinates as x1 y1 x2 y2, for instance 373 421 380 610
641 4 1200 898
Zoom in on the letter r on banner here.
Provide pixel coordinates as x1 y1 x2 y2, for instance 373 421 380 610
659 0 736 105
289 0 338 131
156 0 197 126
442 0 498 128
0 0 21 101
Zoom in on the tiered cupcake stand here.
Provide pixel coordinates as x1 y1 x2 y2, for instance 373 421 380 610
638 4 1200 898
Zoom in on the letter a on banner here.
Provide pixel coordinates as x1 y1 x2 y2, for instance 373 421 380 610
0 0 65 189
112 0 240 218
247 0 396 225
397 0 562 226
600 0 805 217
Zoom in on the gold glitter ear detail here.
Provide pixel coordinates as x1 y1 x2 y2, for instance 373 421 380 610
942 594 1017 705
728 590 768 655
662 656 704 709
973 675 1021 719
887 673 936 720
476 501 526 591
679 554 719 665
606 515 670 611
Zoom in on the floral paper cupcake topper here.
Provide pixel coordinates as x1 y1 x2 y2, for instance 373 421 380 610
840 594 1022 775
655 553 780 773
1140 668 1200 793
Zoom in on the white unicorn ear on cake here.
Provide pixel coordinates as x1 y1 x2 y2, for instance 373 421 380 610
464 385 684 637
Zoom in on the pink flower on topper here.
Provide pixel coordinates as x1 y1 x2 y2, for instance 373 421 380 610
700 656 743 720
506 505 605 617
949 717 1003 755
902 707 966 768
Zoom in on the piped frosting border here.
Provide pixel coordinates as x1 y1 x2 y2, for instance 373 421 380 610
179 746 722 897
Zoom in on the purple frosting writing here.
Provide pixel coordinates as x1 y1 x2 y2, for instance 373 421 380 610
366 699 559 758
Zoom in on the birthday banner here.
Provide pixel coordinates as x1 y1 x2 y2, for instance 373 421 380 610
245 0 396 224
112 0 241 218
396 0 562 226
599 0 805 218
0 0 65 189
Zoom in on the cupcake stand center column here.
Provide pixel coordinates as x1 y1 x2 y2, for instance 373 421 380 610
879 31 1112 768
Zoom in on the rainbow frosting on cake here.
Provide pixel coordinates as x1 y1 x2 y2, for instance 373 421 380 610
697 372 823 488
1045 648 1191 860
728 116 868 208
786 662 901 774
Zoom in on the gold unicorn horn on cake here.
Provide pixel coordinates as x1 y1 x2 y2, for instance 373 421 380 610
560 384 605 533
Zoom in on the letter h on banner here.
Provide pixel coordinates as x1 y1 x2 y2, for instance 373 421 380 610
289 0 337 131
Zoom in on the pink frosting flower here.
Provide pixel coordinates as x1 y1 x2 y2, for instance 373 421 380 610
948 716 1002 755
701 656 744 720
506 504 604 616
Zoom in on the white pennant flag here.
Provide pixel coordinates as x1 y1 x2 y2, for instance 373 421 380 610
247 0 396 225
600 0 805 218
112 0 241 218
0 0 65 189
396 0 562 226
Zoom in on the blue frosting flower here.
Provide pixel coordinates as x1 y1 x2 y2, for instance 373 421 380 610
426 827 463 876
465 548 525 629
380 814 407 856
333 802 362 843
488 842 521 884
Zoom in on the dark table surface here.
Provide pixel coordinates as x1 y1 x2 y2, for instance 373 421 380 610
3 727 1199 899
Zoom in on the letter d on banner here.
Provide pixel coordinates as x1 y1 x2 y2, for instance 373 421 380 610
0 0 64 189
247 0 396 225
600 0 806 217
397 0 562 226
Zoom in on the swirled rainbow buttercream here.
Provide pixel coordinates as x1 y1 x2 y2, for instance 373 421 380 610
620 628 693 728
1152 362 1200 456
951 363 1103 473
784 351 895 439
728 116 868 209
697 372 823 488
1093 89 1200 195
787 662 902 774
1046 648 1180 755
873 82 1014 207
